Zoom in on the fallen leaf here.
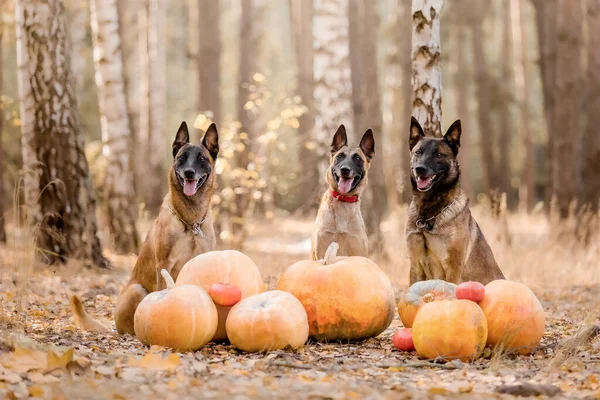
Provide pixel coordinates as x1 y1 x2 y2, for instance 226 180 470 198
128 349 180 370
2 347 47 373
28 385 45 397
429 387 450 395
28 371 60 384
46 348 74 372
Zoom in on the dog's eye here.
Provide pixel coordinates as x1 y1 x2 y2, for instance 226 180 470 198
336 153 345 161
197 154 205 162
353 154 361 162
436 152 445 158
414 149 423 155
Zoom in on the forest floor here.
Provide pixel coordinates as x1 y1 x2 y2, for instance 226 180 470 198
0 207 599 399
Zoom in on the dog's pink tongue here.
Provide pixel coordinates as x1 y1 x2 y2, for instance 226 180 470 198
183 180 198 196
338 178 353 194
417 176 433 190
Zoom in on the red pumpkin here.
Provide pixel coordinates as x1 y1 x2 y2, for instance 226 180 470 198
456 281 485 302
209 283 242 307
393 328 415 351
397 280 457 328
412 299 488 361
478 280 545 354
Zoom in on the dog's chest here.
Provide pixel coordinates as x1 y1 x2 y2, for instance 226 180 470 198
169 232 213 279
317 203 365 235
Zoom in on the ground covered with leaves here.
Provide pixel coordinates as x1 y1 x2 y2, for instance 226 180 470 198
0 216 599 399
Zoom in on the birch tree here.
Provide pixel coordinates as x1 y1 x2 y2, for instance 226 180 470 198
139 0 166 213
15 0 108 267
411 0 443 137
313 0 353 178
90 0 139 254
197 0 221 126
0 10 5 243
64 0 88 95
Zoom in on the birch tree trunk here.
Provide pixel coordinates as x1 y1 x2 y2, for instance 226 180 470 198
470 0 497 192
511 0 534 212
411 0 443 137
139 0 167 214
90 0 139 254
348 0 362 143
197 0 221 126
583 0 600 211
15 0 109 268
64 0 89 96
553 0 583 218
289 0 319 210
454 23 472 197
313 0 353 179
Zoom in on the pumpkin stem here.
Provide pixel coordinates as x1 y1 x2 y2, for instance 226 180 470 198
323 242 339 265
423 293 435 303
160 269 176 289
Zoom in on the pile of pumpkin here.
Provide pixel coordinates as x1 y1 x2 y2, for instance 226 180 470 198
393 279 545 360
132 241 545 360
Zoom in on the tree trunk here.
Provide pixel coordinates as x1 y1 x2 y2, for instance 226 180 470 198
313 0 353 179
15 0 109 268
454 23 472 197
89 0 139 254
0 20 5 243
497 1 514 198
197 0 221 126
553 0 583 218
64 0 88 96
399 0 413 204
532 0 558 207
511 0 534 212
583 0 600 211
139 0 167 214
348 0 362 143
289 0 319 211
411 0 443 137
470 0 497 192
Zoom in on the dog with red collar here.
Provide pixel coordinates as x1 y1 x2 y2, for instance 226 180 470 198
310 125 375 260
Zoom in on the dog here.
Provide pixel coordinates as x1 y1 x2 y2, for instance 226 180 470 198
107 121 219 335
405 117 505 285
311 125 375 260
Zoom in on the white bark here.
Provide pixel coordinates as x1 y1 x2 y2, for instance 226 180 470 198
411 0 443 137
64 0 89 95
313 0 353 176
90 0 138 253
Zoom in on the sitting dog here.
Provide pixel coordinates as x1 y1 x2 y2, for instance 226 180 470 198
405 117 505 285
112 121 219 334
311 125 375 260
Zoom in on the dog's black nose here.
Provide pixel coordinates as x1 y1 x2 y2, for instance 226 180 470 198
414 166 427 176
183 169 195 179
340 166 351 176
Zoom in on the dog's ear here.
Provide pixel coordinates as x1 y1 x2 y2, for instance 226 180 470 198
409 117 425 151
443 119 461 155
173 121 190 158
359 129 375 160
330 125 348 154
202 123 219 160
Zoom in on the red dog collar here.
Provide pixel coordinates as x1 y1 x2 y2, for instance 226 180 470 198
330 190 358 203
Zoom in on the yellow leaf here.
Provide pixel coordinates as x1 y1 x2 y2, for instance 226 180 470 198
46 348 74 372
29 385 45 397
387 367 405 372
429 387 450 395
2 347 47 373
128 349 180 370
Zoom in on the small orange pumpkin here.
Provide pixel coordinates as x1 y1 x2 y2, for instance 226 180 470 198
209 283 242 307
456 281 485 302
412 299 488 361
393 328 415 351
134 270 218 351
176 250 265 341
276 242 396 341
226 290 309 352
478 280 545 354
398 280 457 328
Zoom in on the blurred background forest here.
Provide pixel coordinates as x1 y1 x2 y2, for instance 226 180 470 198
0 0 598 278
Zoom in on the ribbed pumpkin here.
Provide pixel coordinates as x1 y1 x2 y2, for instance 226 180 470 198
412 299 488 361
398 280 457 328
134 270 218 351
276 242 396 341
176 250 265 341
478 280 545 354
226 290 309 352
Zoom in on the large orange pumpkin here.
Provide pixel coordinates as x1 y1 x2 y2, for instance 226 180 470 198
276 242 396 341
398 280 457 328
226 290 309 352
176 250 265 341
134 270 218 351
478 280 545 354
412 299 488 361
